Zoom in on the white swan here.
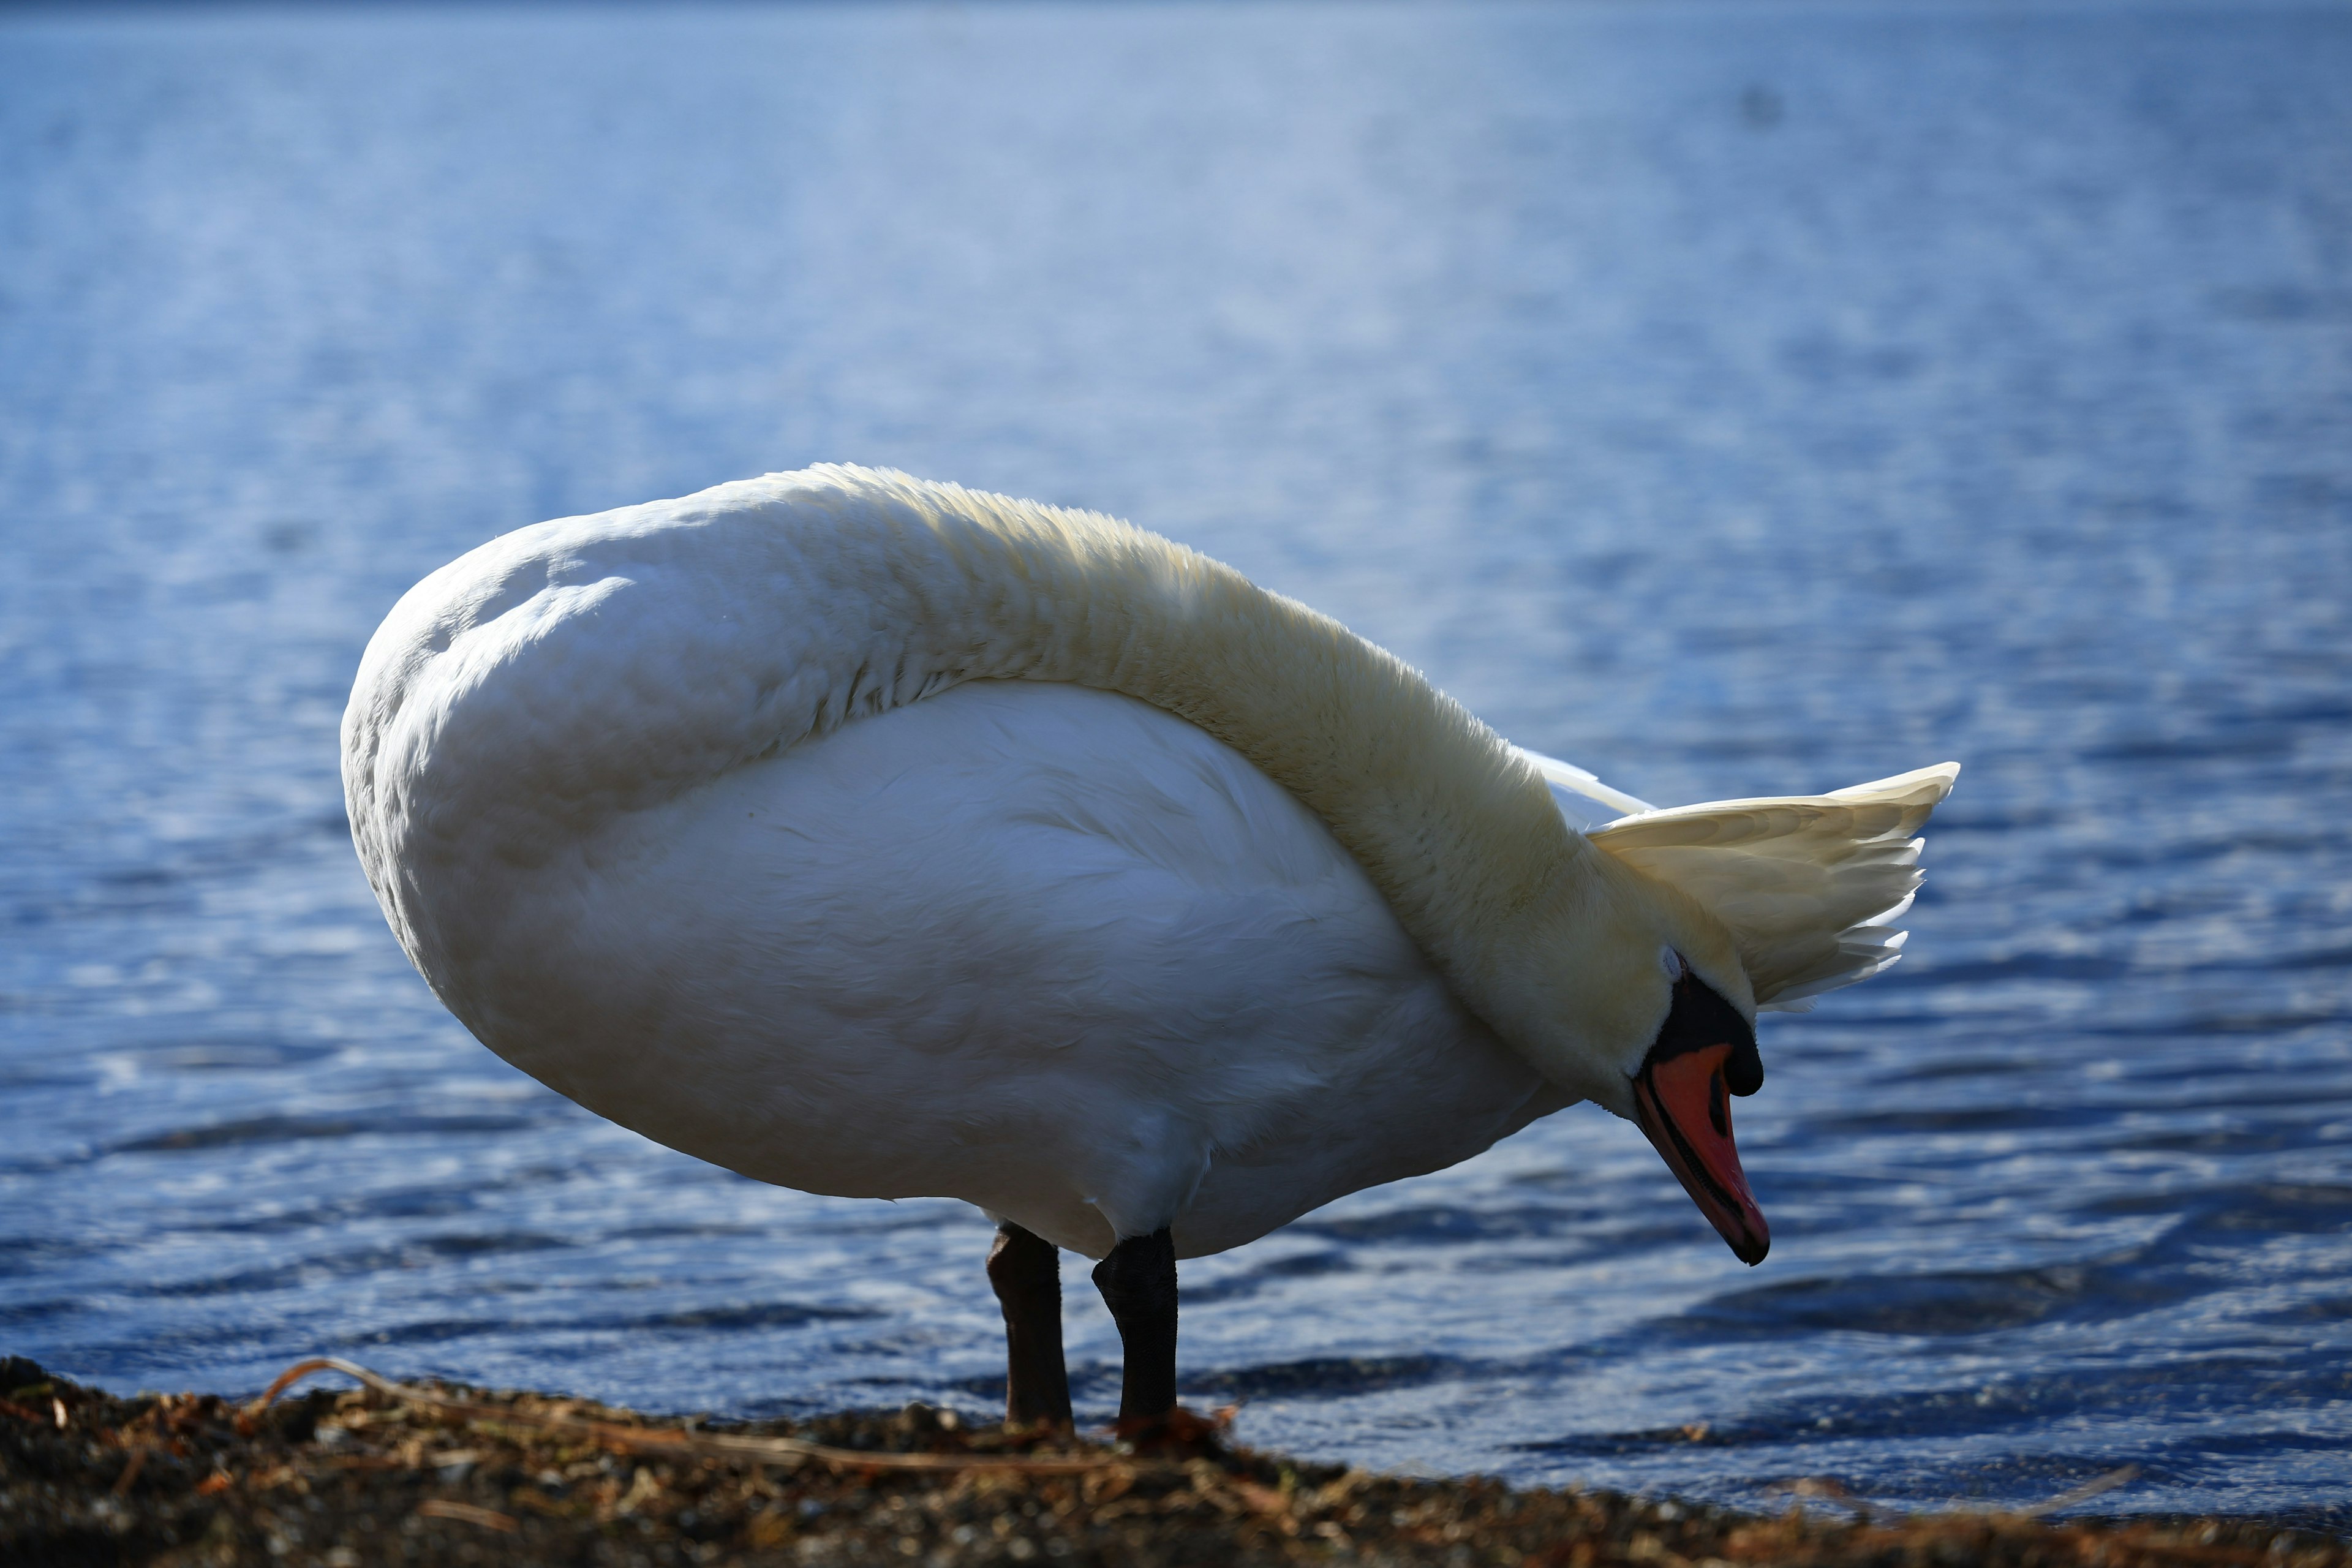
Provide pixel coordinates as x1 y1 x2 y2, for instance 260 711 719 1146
341 466 1955 1425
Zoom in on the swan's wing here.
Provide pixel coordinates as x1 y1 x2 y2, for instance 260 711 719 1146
1586 762 1959 1012
1515 747 1657 832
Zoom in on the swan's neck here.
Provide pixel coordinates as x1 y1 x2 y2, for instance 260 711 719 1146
813 467 1598 1013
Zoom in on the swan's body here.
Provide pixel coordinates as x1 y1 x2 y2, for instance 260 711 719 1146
448 676 1569 1257
345 465 1955 1422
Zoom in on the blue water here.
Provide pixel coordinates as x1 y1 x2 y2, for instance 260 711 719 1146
4 0 2349 1529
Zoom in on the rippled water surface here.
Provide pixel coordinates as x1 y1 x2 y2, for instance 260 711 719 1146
4 0 2350 1529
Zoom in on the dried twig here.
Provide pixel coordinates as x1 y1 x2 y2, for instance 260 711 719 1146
415 1498 520 1532
247 1357 1128 1476
2012 1465 2141 1519
1761 1464 2146 1528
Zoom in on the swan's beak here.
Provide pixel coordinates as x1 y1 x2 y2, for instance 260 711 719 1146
1632 1041 1770 1265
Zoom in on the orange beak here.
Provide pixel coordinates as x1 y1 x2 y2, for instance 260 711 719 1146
1631 1042 1770 1265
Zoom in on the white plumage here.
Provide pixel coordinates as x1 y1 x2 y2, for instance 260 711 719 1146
342 464 1954 1273
1589 768 1956 1012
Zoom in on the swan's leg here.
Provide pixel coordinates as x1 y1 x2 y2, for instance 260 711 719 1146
986 1221 1072 1428
1091 1227 1178 1422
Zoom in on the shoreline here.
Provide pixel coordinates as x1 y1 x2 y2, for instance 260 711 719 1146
5 1355 2343 1567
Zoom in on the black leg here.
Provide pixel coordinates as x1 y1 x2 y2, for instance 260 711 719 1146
1091 1228 1178 1422
986 1221 1072 1428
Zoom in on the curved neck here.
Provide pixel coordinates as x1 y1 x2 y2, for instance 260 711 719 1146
848 469 1589 986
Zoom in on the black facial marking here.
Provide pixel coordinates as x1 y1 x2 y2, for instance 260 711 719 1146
1645 971 1764 1096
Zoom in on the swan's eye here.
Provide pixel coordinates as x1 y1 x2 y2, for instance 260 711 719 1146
1660 947 1685 982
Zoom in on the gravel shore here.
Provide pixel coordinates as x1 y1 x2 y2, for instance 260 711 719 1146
5 1355 2342 1567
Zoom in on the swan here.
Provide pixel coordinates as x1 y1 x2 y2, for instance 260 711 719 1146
341 465 1956 1427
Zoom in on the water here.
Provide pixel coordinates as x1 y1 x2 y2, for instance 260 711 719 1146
3 0 2348 1530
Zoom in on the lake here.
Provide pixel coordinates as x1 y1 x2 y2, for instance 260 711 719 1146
2 0 2348 1529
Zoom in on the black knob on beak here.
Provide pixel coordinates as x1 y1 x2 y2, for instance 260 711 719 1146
1725 1033 1764 1097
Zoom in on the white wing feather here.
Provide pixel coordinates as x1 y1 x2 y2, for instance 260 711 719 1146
1515 747 1657 831
1585 763 1959 1011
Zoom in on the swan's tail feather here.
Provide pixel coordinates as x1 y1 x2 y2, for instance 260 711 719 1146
1586 762 1959 1011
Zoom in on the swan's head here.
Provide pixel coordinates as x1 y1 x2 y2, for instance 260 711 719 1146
1480 849 1771 1265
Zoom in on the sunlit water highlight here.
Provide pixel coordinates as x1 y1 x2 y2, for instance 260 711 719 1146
2 0 2348 1530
